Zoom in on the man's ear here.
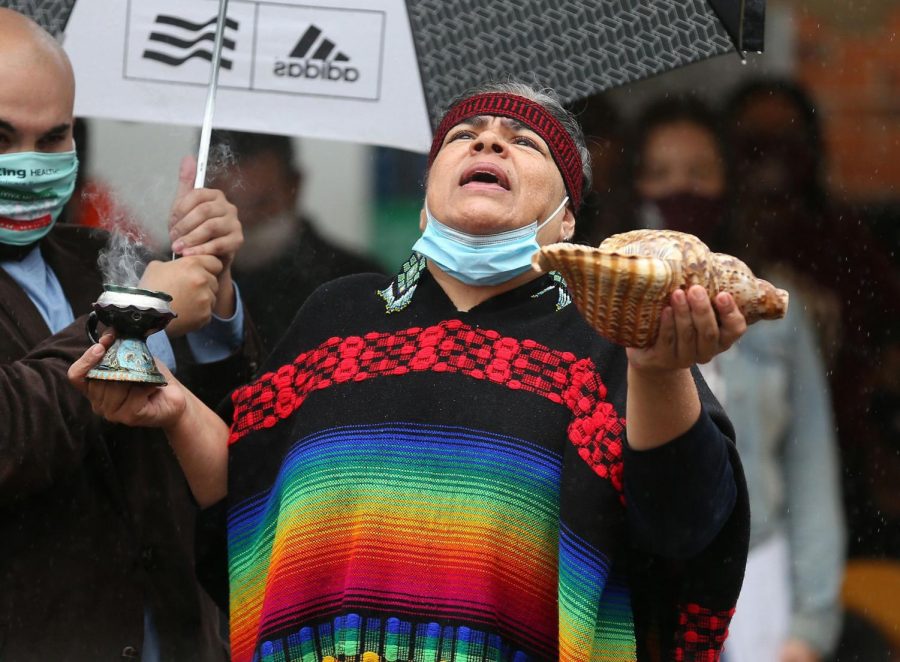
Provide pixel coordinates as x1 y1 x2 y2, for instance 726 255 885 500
419 206 427 232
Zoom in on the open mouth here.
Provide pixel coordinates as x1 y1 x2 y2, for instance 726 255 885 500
460 163 510 191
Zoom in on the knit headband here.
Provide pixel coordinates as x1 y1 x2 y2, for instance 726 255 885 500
428 92 584 210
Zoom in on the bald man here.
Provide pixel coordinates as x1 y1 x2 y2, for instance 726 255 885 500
0 9 258 659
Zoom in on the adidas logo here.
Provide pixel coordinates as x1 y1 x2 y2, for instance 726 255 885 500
142 14 239 70
273 24 360 82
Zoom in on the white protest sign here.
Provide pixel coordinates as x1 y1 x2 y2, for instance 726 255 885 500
65 0 432 152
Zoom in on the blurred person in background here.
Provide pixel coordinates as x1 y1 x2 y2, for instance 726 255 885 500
630 95 728 242
570 92 631 245
206 130 382 353
632 94 847 662
724 80 843 363
724 79 900 561
0 9 259 658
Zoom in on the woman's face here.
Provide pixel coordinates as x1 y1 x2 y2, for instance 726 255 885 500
636 121 725 200
423 114 574 243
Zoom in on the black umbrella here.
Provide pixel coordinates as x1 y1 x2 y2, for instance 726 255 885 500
709 0 765 53
1 0 76 36
408 0 765 125
12 0 765 96
6 0 765 150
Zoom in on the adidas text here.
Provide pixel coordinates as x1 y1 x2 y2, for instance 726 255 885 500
273 60 360 82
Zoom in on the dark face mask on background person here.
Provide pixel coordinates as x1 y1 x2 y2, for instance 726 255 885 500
639 191 726 240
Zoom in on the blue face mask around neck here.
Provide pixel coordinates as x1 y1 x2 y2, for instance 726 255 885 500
0 149 79 247
412 196 569 286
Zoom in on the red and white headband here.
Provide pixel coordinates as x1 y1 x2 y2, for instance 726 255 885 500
428 92 584 210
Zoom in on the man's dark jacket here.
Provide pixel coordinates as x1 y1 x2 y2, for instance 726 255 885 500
0 225 261 660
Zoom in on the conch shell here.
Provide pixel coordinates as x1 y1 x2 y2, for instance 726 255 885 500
532 229 789 348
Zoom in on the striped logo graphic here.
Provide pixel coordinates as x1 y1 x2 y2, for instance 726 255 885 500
142 14 239 70
273 23 360 83
288 24 350 63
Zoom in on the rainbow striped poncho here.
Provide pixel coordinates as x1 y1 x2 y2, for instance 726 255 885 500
213 256 748 662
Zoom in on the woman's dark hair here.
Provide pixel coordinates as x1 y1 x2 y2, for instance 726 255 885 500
724 78 823 158
723 78 826 210
629 94 725 184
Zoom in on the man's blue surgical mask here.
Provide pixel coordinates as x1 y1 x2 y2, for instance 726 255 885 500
0 149 79 246
413 196 569 286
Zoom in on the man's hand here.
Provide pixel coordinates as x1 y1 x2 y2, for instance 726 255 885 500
168 155 242 318
168 155 243 268
139 256 222 338
67 333 187 430
779 639 821 662
626 285 748 372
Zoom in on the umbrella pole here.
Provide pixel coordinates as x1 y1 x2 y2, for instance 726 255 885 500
174 0 230 259
195 0 230 189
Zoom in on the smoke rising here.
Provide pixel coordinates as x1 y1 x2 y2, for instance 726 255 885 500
78 184 151 287
97 227 146 287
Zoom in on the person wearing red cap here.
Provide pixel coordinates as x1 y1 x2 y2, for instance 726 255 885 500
71 82 750 662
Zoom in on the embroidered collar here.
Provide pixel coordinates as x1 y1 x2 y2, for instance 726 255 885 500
377 252 571 314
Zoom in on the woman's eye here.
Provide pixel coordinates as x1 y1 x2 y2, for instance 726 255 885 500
513 136 540 150
448 130 475 142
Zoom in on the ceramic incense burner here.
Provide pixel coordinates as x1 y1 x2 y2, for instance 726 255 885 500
86 284 177 385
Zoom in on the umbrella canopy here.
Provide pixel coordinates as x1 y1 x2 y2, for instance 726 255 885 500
23 0 762 153
1 0 76 36
708 0 765 53
408 0 764 126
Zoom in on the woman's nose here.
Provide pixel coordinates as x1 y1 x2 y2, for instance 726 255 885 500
471 131 506 155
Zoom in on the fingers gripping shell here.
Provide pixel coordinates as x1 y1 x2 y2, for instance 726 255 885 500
532 229 789 348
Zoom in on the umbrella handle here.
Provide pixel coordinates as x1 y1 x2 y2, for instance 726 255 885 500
86 311 101 345
194 0 230 191
174 0 230 261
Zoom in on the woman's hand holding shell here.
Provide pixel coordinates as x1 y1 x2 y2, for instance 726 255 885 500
625 286 748 372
